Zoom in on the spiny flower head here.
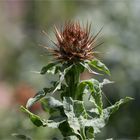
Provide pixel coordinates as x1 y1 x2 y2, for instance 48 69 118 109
47 21 102 62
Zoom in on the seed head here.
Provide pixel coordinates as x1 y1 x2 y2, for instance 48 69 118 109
46 21 102 62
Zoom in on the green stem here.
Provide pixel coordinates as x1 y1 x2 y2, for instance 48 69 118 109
80 127 86 140
60 63 86 139
65 64 80 99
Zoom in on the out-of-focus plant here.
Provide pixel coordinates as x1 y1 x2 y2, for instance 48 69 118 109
20 22 132 140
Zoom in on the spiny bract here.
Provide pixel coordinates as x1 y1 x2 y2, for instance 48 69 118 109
47 21 102 62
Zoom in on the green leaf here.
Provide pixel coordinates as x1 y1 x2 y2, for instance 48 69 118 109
80 62 101 75
85 126 94 139
52 65 73 93
26 88 49 109
47 117 66 128
40 61 60 75
103 97 134 116
90 80 103 115
87 108 100 118
59 121 74 137
84 117 104 135
21 106 47 127
41 96 63 111
73 100 87 118
41 97 66 128
99 79 114 88
88 59 110 75
12 133 31 140
85 97 133 134
79 79 103 115
63 97 80 135
76 82 87 100
63 97 88 139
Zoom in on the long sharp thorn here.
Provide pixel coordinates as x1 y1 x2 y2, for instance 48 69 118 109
42 30 57 46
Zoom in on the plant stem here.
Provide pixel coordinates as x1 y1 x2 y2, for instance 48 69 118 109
65 64 80 99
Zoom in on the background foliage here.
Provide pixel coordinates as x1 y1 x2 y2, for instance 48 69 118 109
0 0 140 139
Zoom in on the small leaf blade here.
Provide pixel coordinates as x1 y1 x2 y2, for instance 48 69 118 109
21 106 47 127
52 65 73 94
88 59 110 75
80 62 101 75
26 89 48 109
41 96 63 111
40 61 59 75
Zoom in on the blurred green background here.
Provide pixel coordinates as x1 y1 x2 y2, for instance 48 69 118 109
0 0 140 139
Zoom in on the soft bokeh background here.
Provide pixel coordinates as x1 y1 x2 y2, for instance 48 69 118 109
0 0 140 139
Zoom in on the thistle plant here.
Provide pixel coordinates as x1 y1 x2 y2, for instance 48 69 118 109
21 22 133 140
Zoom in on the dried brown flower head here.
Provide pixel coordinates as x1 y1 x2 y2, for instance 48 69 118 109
46 21 102 62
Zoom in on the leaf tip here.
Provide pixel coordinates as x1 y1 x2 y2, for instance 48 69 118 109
125 96 134 101
20 105 25 111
